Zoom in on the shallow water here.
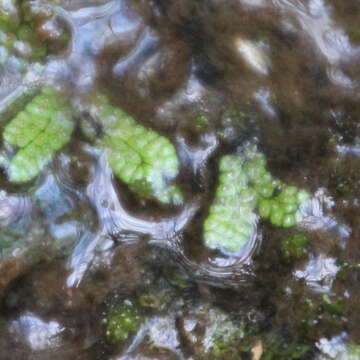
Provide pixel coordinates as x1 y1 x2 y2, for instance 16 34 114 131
0 0 360 358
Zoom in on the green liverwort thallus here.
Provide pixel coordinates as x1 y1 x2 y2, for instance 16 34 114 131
204 155 258 253
90 94 183 204
3 87 73 182
204 150 310 254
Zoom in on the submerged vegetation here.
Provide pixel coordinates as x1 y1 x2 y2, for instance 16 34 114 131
204 155 258 253
205 150 310 253
0 0 359 359
105 301 142 343
244 153 310 228
3 86 73 182
0 0 55 64
281 232 309 260
1 86 310 250
89 95 183 204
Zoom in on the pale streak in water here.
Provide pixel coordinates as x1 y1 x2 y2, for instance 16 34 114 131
66 153 199 287
299 188 351 239
293 254 340 293
9 312 65 351
0 190 31 227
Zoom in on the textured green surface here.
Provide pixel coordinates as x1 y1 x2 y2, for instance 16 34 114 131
0 0 70 66
281 232 309 259
210 314 246 358
3 87 73 182
204 149 310 254
0 11 46 62
105 302 142 343
204 155 257 253
93 95 182 204
262 337 310 360
243 151 310 228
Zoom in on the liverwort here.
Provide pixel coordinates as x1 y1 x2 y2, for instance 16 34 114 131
90 95 183 205
3 87 73 183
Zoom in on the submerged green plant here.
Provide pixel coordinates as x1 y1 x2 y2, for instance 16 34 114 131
280 232 309 260
192 114 209 131
261 337 310 360
204 155 257 253
204 149 310 253
91 95 182 204
322 294 344 317
105 301 142 343
244 151 310 227
3 87 73 182
0 0 69 71
210 318 246 358
0 2 47 62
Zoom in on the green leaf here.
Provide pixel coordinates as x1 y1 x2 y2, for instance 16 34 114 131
204 155 257 253
3 87 73 183
91 95 182 204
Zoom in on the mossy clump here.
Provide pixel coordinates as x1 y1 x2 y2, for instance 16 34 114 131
204 155 257 253
0 2 47 62
322 294 344 317
105 301 142 343
3 86 73 182
218 108 254 143
0 0 69 66
90 95 183 204
261 337 310 360
204 149 310 254
167 270 192 289
240 151 310 227
211 323 246 359
22 0 70 49
280 232 309 260
202 308 249 359
192 114 209 132
0 0 19 30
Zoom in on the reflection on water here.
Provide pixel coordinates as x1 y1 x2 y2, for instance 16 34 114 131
293 255 340 293
9 312 65 351
0 0 360 358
